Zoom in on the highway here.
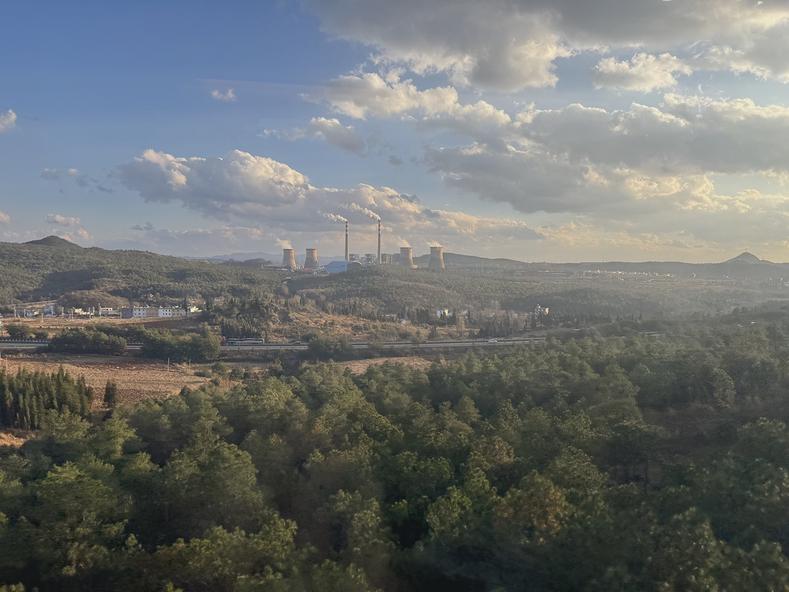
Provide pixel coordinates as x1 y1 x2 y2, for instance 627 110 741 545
0 336 546 353
222 336 546 352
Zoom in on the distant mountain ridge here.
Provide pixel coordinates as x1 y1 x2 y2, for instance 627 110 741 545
725 252 768 264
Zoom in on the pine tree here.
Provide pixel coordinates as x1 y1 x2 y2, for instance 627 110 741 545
104 380 119 410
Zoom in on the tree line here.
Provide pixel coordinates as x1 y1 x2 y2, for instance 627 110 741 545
0 368 93 430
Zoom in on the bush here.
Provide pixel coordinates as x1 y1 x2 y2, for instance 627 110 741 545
4 324 33 340
140 327 220 363
48 329 127 355
304 333 354 361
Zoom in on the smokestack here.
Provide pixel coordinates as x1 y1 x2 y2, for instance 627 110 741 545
281 248 297 271
400 246 415 269
377 219 382 264
345 221 349 262
429 246 446 272
304 247 319 271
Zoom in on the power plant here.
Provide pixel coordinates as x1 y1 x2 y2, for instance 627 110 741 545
400 246 416 269
429 246 446 272
281 248 297 271
278 217 451 274
304 248 320 271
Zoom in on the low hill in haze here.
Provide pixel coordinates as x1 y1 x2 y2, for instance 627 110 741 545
0 236 283 305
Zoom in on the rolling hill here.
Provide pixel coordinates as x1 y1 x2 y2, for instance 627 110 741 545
0 236 283 305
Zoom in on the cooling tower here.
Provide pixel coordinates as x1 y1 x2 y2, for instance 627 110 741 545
345 221 349 262
400 246 416 269
429 246 446 272
304 248 320 271
281 248 297 271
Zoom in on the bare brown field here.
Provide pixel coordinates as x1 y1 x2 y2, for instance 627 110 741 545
0 355 211 407
3 316 189 333
337 356 434 374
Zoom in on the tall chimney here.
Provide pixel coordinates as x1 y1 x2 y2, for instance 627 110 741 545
377 219 382 264
281 248 297 271
345 221 349 262
400 246 415 269
304 247 320 271
429 246 446 272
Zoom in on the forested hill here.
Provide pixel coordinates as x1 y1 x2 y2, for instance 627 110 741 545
0 236 282 305
416 251 789 281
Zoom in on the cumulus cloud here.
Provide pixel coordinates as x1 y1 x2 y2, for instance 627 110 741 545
521 95 789 177
117 148 541 247
305 0 789 89
319 71 459 119
210 88 237 102
44 213 92 242
593 53 692 92
266 117 367 154
0 110 17 133
317 71 511 140
306 117 366 154
45 213 81 227
0 211 10 224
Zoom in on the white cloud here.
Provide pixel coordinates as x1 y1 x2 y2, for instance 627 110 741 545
266 117 367 154
210 88 237 102
593 53 692 92
46 213 81 227
317 71 511 139
521 95 789 177
306 117 366 154
117 148 541 248
320 71 459 119
0 211 10 224
305 0 789 89
0 110 17 133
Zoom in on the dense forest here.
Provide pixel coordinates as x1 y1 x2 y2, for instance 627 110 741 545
0 237 282 305
1 320 788 590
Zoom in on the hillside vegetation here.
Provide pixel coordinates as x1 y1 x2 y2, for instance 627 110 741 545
0 237 282 305
287 264 777 321
1 317 789 590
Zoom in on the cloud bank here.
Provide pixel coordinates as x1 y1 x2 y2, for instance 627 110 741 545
117 148 541 250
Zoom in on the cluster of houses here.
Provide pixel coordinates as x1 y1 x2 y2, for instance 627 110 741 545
5 304 201 320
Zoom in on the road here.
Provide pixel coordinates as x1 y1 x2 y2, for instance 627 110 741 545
222 336 547 352
0 337 546 353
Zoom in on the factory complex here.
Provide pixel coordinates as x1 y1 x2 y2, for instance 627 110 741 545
278 217 446 274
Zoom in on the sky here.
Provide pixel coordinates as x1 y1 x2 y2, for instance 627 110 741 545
3 0 789 262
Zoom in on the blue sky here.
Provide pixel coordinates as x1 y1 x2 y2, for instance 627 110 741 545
3 1 789 261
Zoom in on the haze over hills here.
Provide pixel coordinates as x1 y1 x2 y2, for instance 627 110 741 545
2 237 788 320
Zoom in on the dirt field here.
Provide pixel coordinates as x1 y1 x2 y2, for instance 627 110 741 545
0 355 211 407
337 356 434 374
2 316 189 334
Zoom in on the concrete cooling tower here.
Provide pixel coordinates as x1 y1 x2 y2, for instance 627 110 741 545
281 248 297 271
304 248 320 271
400 246 416 269
429 246 446 272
